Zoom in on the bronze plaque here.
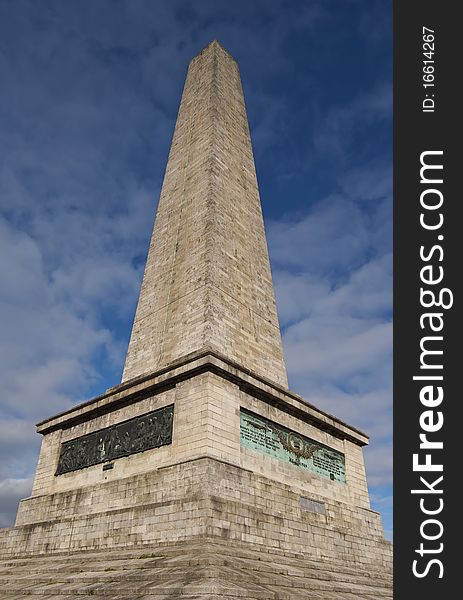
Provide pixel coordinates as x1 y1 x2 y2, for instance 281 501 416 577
56 404 174 475
240 409 346 483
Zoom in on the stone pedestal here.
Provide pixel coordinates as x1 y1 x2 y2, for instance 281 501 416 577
2 352 389 568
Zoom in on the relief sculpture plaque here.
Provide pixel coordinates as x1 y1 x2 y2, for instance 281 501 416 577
240 409 346 483
56 404 174 475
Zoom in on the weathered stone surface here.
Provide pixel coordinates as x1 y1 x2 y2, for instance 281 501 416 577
122 40 288 388
0 538 392 599
19 354 370 518
2 454 390 568
3 354 390 594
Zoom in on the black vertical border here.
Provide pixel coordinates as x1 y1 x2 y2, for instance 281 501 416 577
394 2 459 597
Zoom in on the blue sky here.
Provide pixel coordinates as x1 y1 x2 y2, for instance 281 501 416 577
0 0 392 538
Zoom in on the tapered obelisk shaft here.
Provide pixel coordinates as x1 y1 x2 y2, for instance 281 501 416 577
122 41 288 387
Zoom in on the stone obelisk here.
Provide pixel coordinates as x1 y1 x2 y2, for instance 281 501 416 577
123 40 287 388
0 41 392 599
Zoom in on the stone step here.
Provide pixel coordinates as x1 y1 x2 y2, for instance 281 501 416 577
0 568 392 583
0 565 392 588
0 539 392 599
0 550 391 577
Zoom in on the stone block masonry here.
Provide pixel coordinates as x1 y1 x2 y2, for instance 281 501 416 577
122 41 288 388
1 458 391 570
20 353 370 514
0 352 390 574
0 539 392 599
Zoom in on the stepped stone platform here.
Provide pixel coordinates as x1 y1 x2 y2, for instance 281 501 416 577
0 538 392 599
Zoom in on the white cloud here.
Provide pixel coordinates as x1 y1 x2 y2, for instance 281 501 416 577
313 82 392 158
365 441 393 488
341 160 392 203
269 194 375 273
268 174 392 492
0 479 33 529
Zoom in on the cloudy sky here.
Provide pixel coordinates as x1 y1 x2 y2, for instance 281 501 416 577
0 0 392 538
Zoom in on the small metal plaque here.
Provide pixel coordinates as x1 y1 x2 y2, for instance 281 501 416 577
56 404 174 475
300 496 326 514
240 409 346 483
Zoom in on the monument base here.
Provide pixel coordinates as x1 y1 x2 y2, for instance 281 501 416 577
0 352 392 596
0 537 392 599
1 456 391 565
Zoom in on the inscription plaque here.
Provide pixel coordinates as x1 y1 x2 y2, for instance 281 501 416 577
56 404 174 475
240 409 346 483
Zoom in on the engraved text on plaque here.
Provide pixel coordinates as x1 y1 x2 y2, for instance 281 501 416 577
240 409 346 483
